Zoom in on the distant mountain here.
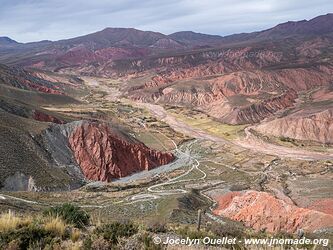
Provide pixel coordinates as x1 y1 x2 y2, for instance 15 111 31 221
0 13 332 69
205 13 333 44
0 36 19 46
255 13 333 39
57 28 167 49
169 31 223 46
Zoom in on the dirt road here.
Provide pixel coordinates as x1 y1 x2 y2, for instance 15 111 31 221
136 102 333 161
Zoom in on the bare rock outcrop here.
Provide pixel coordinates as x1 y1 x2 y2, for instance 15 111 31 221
219 90 297 124
68 122 175 181
213 190 333 233
254 109 333 144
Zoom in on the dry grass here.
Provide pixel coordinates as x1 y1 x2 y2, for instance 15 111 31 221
70 228 81 242
44 216 67 237
69 241 81 250
0 210 32 233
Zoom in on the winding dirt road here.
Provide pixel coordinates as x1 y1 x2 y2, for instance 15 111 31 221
136 102 333 161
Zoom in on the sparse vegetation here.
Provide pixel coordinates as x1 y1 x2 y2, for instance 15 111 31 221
44 216 66 237
146 221 167 233
0 221 52 249
140 232 163 250
70 228 81 242
0 206 329 249
44 203 90 228
165 106 246 140
94 221 138 244
176 225 214 239
279 136 295 143
0 211 31 233
208 221 244 238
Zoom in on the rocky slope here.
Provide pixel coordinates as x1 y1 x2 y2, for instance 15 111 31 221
219 91 298 124
0 64 64 94
254 108 333 144
68 122 175 181
0 15 332 127
0 64 175 190
0 115 175 190
127 64 333 124
213 190 333 233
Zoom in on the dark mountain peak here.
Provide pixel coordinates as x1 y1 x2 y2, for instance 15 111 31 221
260 13 333 38
169 31 223 46
275 20 307 28
0 36 19 45
170 31 222 39
310 13 333 21
101 27 141 33
60 27 166 48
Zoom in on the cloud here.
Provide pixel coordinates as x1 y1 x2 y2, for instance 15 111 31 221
0 0 331 42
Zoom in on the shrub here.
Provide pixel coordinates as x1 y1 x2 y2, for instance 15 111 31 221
44 203 90 228
6 239 20 250
0 224 52 250
140 233 163 250
44 217 66 237
146 221 167 233
91 236 111 250
176 226 213 239
82 236 93 250
95 221 138 244
208 222 244 238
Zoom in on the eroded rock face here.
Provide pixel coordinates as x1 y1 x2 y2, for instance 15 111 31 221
213 190 333 233
68 122 175 181
127 65 333 124
0 64 64 94
219 91 298 124
254 109 333 144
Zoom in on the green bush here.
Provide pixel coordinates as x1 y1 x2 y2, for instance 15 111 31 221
0 224 53 250
95 221 138 244
44 203 90 228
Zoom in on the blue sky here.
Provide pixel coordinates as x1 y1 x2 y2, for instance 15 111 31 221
0 0 332 42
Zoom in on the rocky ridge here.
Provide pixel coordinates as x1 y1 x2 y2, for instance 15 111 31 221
213 190 333 233
254 108 333 144
68 122 175 181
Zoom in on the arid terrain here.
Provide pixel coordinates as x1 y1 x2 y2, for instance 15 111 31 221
0 13 332 249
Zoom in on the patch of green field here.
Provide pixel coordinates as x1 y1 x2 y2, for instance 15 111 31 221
167 107 246 140
136 132 175 151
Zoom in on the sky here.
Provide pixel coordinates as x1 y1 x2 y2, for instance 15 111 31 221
0 0 332 43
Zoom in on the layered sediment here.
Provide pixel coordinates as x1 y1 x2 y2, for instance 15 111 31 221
213 190 333 233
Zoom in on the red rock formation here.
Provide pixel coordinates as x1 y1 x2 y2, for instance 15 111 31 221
0 64 64 95
213 190 333 233
128 64 333 124
25 82 64 95
68 122 175 181
33 110 64 124
308 199 333 216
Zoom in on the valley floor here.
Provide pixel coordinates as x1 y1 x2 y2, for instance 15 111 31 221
1 75 332 249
